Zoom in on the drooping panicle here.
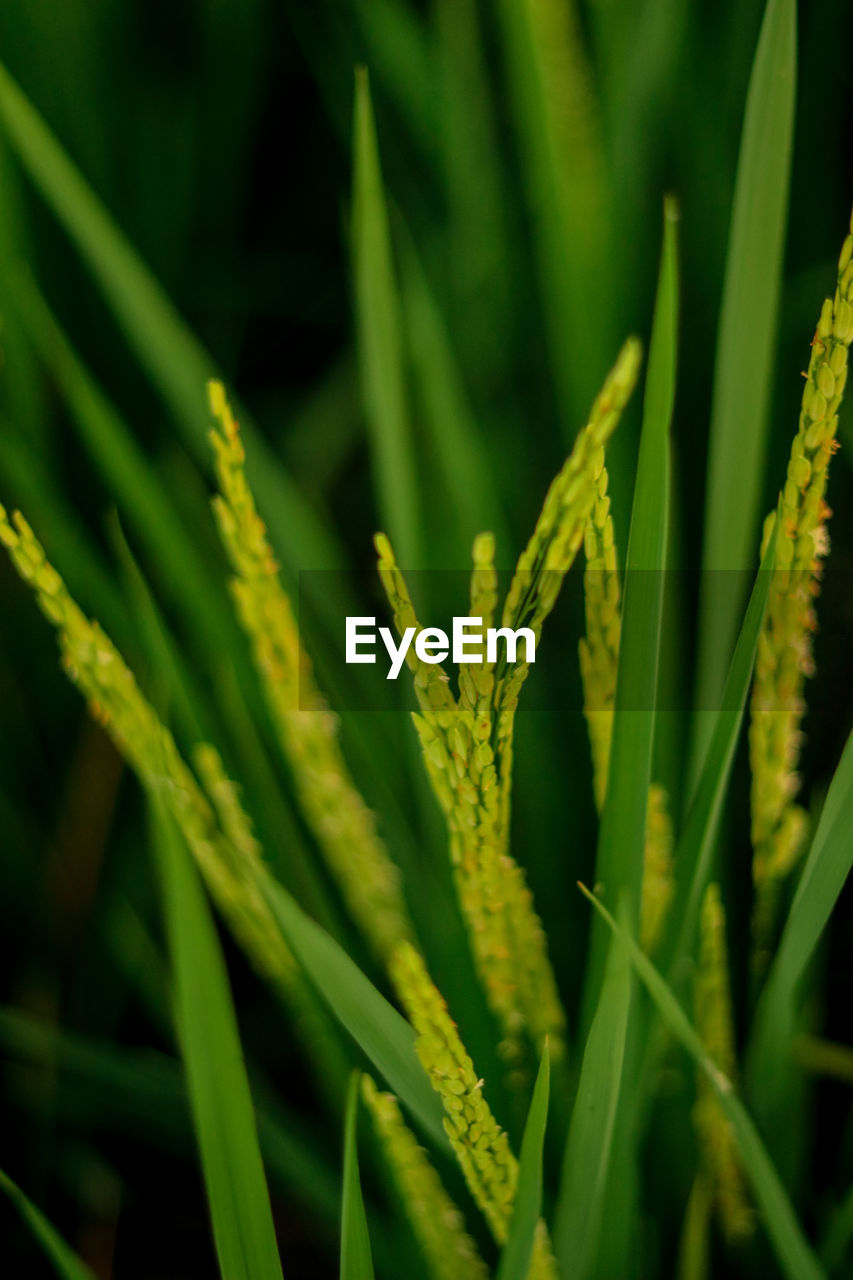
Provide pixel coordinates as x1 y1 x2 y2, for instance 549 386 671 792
361 1075 489 1280
390 942 559 1278
0 505 295 993
208 381 414 965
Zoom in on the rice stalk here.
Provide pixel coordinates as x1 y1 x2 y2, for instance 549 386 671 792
361 1075 489 1280
577 458 674 953
208 379 415 966
377 339 641 1066
749 206 853 957
390 941 558 1279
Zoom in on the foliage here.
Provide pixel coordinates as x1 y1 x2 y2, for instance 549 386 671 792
1 2 852 1278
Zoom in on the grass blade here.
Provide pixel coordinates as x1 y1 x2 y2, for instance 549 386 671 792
352 67 422 570
0 1168 96 1280
397 227 509 555
0 58 340 575
8 269 233 649
150 799 284 1280
496 0 614 436
665 517 778 973
554 924 631 1277
584 198 679 1010
582 887 826 1280
259 875 448 1150
694 0 797 755
341 1072 375 1280
496 1044 551 1280
748 726 853 1116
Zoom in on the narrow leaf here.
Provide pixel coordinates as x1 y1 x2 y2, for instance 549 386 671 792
582 887 826 1280
666 516 778 974
0 1168 96 1280
584 198 678 1012
259 874 448 1150
352 67 422 570
496 1044 551 1280
694 0 797 749
748 726 853 1112
554 921 631 1277
150 800 284 1280
341 1072 375 1280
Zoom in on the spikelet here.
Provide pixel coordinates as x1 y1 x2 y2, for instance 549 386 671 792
361 1076 489 1280
578 459 620 813
377 532 564 1068
749 209 853 950
0 505 295 994
377 341 641 1065
693 884 753 1242
194 741 350 1092
207 381 413 965
390 942 559 1279
640 783 675 955
577 459 674 952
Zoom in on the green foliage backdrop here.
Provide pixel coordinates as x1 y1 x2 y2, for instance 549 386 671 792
0 1 852 1277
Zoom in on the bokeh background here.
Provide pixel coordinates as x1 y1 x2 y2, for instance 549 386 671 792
0 0 852 1274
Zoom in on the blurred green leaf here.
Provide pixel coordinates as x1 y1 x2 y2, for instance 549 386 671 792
260 873 448 1151
0 1006 340 1226
352 66 422 570
0 58 342 577
497 0 614 435
0 1166 96 1280
496 1044 550 1280
150 799 284 1280
585 199 678 1007
694 0 797 763
665 516 778 974
554 918 630 1278
340 1072 375 1280
748 726 853 1120
397 227 509 556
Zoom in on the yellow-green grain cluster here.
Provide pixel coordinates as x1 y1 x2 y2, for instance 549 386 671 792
378 340 641 1064
390 942 559 1279
0 505 294 993
361 1075 489 1280
640 782 675 954
749 209 853 947
693 884 752 1242
208 380 413 965
578 459 620 812
576 458 674 953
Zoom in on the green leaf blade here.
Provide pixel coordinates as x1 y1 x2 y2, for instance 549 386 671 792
583 889 826 1280
496 1044 551 1280
694 0 797 756
259 875 448 1150
150 801 284 1280
352 67 422 570
584 198 679 1011
748 726 853 1117
554 925 631 1279
0 1168 97 1280
340 1072 375 1280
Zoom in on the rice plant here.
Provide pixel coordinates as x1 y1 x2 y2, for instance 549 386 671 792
1 2 852 1278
